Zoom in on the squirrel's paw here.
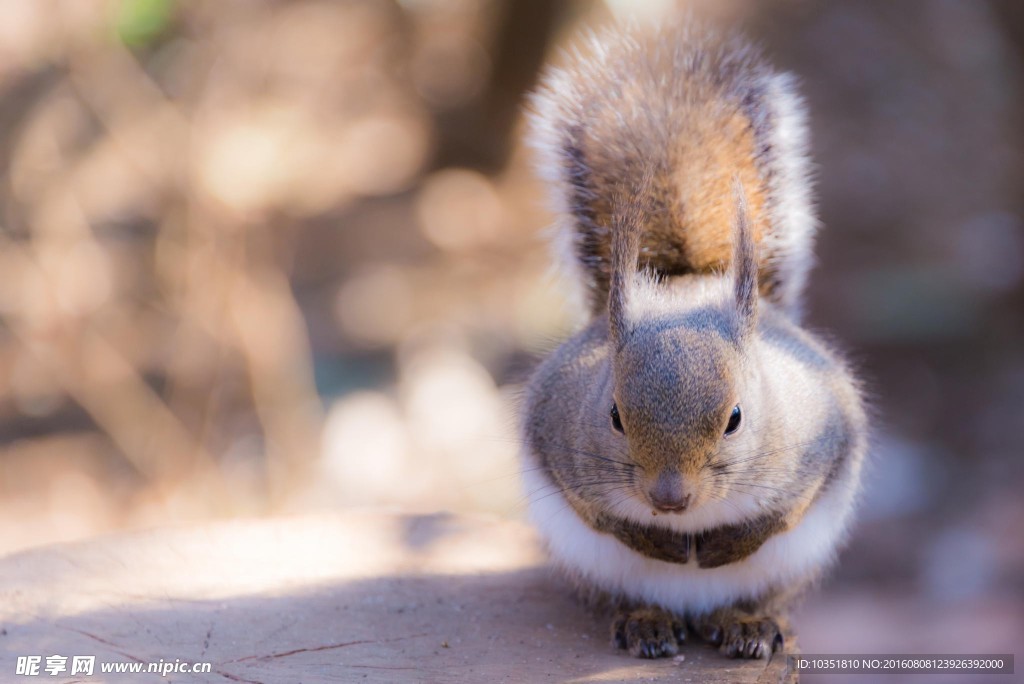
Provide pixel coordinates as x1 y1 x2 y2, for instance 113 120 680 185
611 607 686 659
695 610 784 659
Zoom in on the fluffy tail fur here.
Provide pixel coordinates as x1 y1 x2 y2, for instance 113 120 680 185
527 21 816 321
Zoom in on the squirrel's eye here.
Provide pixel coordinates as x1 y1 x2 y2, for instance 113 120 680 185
610 403 625 434
724 404 742 436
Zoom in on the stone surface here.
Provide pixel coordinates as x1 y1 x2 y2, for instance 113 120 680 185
0 511 795 682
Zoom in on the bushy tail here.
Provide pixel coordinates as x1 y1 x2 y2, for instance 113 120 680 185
527 20 817 321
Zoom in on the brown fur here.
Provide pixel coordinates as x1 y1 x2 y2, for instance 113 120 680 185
572 103 769 302
588 507 789 568
537 24 783 315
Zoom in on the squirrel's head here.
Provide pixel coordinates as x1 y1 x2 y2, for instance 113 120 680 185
604 181 763 516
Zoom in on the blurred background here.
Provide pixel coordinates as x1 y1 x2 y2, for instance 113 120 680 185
0 0 1021 677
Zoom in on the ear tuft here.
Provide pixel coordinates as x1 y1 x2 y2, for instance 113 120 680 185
608 169 654 348
732 179 759 334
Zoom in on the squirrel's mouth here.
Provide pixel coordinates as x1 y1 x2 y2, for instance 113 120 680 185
647 493 691 515
643 471 697 515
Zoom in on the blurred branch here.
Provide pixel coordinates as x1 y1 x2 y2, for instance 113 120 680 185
0 65 63 234
991 0 1024 198
228 257 324 502
989 0 1024 319
1 241 212 484
433 0 564 172
65 39 189 190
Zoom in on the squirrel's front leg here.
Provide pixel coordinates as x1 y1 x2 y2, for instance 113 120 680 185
691 606 788 659
610 606 687 658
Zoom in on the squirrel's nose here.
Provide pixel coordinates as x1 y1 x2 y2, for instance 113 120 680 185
647 472 691 513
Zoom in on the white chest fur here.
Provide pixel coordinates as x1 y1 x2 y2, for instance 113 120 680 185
521 459 856 615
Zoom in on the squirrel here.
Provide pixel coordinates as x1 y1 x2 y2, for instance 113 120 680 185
520 20 868 660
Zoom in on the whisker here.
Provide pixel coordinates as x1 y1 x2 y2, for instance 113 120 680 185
541 442 636 468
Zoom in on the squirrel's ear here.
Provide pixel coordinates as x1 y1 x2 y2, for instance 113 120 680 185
608 169 653 348
608 197 641 348
732 180 758 334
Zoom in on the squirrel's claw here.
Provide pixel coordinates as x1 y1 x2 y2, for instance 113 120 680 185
611 608 686 659
695 611 783 659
